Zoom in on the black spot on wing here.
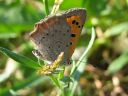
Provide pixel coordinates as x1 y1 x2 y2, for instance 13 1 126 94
76 22 79 25
67 29 69 32
48 46 51 49
72 20 82 28
71 34 76 37
72 20 76 24
70 42 72 45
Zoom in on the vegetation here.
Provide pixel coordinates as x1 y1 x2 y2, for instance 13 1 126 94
0 0 128 96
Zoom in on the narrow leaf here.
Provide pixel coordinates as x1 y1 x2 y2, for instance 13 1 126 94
69 28 96 96
107 51 128 74
105 22 128 37
0 47 40 69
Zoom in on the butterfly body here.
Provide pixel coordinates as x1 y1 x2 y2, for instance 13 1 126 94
30 8 86 64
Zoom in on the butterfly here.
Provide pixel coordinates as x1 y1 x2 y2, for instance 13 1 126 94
30 8 86 65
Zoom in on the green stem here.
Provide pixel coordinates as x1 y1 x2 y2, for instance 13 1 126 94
49 75 61 88
49 75 66 95
69 28 96 96
51 0 63 14
43 0 49 16
70 28 96 75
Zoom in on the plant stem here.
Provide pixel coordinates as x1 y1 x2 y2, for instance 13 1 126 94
49 75 61 88
69 28 96 96
70 28 96 75
51 0 63 14
50 75 66 96
43 0 49 16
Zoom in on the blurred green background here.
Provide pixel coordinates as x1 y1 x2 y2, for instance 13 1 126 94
0 0 128 96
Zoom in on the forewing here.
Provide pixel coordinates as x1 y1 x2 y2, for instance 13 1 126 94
30 14 71 64
64 8 86 58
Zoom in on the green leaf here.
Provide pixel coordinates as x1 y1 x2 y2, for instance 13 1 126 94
70 28 96 77
43 0 50 15
60 76 72 83
104 22 128 37
0 74 47 96
0 47 40 69
49 75 61 88
107 51 128 74
69 28 96 96
61 0 83 10
0 3 44 39
0 24 32 39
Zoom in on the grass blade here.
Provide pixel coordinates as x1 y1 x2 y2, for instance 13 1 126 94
43 0 50 15
70 27 96 96
107 51 128 74
70 27 96 75
0 47 40 69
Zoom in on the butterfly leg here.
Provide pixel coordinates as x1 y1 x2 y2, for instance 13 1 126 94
32 49 44 66
32 49 43 59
